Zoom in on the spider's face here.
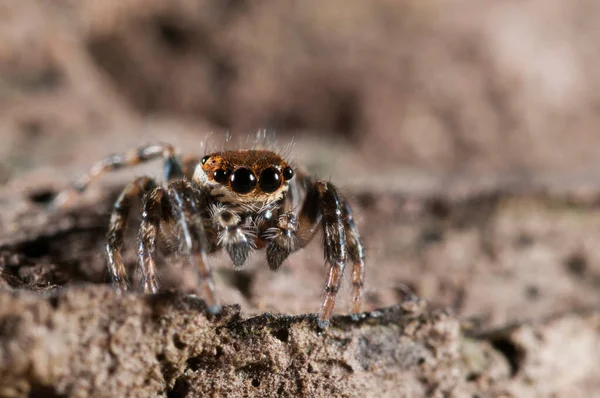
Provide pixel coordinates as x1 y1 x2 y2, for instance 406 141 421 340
193 149 294 205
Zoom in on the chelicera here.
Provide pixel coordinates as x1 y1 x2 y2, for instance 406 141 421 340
53 143 366 328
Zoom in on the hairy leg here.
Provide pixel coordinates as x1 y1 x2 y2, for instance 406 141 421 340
106 176 158 291
342 201 366 316
315 181 348 328
168 180 221 313
138 187 170 293
267 176 349 328
53 143 183 208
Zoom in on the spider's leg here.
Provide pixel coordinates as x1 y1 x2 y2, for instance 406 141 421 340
138 187 171 293
266 175 365 322
342 201 366 316
106 176 158 291
168 181 221 313
276 178 348 328
315 181 349 328
52 143 183 208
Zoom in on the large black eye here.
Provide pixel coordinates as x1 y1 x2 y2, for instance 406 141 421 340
259 167 282 193
213 169 229 183
230 168 257 194
283 167 294 181
201 155 210 165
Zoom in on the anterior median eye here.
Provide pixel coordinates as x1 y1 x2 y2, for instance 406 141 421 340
213 169 229 183
259 167 282 193
230 168 257 194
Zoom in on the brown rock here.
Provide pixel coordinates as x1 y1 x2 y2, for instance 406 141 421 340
0 287 462 397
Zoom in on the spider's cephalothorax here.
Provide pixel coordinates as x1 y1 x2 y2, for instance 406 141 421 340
53 143 366 328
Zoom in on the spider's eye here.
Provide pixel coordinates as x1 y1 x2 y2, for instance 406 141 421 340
213 169 229 183
201 155 210 165
230 168 257 194
259 167 282 193
282 167 294 181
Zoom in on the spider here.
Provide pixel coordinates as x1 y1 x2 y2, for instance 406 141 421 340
53 143 365 328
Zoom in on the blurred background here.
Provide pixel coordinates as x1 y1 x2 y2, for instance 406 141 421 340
2 0 600 331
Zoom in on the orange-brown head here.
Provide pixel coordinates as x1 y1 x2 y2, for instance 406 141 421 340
193 149 294 207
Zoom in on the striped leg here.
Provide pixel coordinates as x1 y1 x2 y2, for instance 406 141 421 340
106 176 158 291
343 201 366 316
168 181 221 313
265 176 363 328
278 179 347 328
138 187 170 293
52 143 182 208
315 181 348 329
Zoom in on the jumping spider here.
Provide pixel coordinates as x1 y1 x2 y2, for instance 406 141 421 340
53 143 365 327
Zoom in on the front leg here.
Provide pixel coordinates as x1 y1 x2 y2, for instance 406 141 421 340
266 177 352 328
314 181 348 328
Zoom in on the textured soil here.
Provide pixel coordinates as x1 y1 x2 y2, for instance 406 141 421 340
1 0 600 397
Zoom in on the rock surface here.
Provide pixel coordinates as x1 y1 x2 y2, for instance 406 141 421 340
0 287 460 397
0 285 598 397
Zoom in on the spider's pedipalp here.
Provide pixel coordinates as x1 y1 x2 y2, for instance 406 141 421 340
227 242 250 269
265 211 299 270
210 204 256 269
106 176 158 291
